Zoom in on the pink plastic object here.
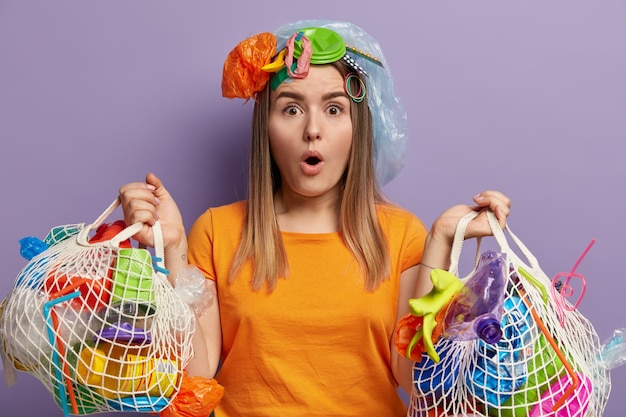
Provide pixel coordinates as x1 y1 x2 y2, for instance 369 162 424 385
529 372 592 417
551 239 595 327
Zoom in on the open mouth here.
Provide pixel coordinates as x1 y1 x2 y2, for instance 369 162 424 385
305 156 321 165
300 152 324 175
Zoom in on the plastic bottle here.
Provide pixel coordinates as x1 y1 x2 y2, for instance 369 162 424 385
444 250 507 344
467 295 533 410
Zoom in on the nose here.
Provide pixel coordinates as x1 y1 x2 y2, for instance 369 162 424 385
305 114 321 142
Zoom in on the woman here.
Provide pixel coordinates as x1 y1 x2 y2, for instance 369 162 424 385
119 20 510 417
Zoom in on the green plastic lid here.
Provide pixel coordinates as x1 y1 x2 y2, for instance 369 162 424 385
293 27 346 64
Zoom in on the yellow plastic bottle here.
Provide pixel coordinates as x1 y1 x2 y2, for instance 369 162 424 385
75 343 178 399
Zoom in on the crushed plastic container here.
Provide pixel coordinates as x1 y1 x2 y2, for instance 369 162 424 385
444 250 507 344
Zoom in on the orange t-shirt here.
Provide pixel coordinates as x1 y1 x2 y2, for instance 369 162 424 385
188 201 427 417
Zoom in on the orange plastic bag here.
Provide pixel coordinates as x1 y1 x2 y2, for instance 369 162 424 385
221 32 276 100
394 307 447 363
160 371 225 417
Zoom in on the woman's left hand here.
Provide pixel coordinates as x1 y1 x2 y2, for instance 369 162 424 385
430 190 511 244
415 191 511 298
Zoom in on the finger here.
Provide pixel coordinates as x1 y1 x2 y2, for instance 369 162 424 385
483 190 511 211
464 210 494 239
473 192 511 215
494 205 507 229
473 192 491 207
135 224 156 247
120 180 160 207
119 181 152 197
121 223 155 249
146 172 162 190
122 198 159 226
119 182 158 204
146 172 170 201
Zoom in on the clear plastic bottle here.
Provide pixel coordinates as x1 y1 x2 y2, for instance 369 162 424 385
443 250 507 344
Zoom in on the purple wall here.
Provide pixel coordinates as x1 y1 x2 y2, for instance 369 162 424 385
1 1 624 416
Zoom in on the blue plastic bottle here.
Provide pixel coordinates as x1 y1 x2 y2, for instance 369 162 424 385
467 295 533 410
443 250 507 344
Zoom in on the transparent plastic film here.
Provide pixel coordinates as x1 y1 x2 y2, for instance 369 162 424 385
600 327 626 370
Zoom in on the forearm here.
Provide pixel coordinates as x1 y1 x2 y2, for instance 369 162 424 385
184 298 222 378
392 265 420 392
392 241 451 392
413 231 453 298
164 239 222 378
397 229 455 386
393 349 415 395
163 239 190 286
421 231 452 270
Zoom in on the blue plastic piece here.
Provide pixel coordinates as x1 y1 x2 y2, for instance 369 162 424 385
466 296 532 407
412 337 461 401
107 396 169 412
19 236 48 260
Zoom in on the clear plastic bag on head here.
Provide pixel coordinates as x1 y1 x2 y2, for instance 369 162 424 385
173 266 215 316
274 19 409 185
600 327 626 370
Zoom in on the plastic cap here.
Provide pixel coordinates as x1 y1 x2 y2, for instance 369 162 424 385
475 314 503 344
294 27 346 64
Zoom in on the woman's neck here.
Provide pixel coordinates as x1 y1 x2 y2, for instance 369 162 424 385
273 187 342 233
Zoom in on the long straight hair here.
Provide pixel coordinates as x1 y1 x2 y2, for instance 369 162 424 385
229 60 390 291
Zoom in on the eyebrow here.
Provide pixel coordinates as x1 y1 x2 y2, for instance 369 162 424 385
275 90 349 101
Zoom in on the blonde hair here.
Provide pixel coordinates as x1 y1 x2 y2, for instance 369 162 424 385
230 61 390 291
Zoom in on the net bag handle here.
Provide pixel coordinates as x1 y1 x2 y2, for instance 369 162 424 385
485 209 540 269
449 209 540 277
448 210 481 278
74 197 166 272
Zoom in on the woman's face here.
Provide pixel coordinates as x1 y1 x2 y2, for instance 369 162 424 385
268 65 353 200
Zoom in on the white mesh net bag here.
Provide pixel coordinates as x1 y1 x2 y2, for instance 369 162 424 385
0 198 196 416
398 211 611 417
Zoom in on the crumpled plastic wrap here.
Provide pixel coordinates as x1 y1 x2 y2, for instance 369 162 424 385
222 32 276 100
601 327 626 370
173 265 215 315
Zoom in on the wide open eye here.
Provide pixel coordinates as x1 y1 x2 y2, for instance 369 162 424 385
284 105 302 116
326 104 344 116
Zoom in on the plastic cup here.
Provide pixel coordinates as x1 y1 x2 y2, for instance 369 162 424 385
75 343 179 399
528 372 592 417
111 248 155 312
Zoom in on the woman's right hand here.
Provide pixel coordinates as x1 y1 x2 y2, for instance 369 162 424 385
120 174 222 378
118 172 186 252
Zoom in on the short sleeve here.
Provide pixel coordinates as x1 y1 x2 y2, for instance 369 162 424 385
400 214 428 272
187 209 217 281
377 204 428 273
